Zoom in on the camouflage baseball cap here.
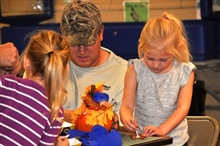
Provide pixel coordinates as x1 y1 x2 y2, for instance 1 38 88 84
60 0 103 46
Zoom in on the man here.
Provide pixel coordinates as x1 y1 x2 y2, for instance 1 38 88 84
0 42 20 76
60 0 127 119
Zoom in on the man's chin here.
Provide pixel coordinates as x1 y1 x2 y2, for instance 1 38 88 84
76 62 91 68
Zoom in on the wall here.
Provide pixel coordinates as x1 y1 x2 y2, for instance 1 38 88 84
49 0 198 23
0 0 198 28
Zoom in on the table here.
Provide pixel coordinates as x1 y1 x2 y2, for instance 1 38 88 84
120 132 173 146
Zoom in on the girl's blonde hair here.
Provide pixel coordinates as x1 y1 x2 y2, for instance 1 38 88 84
22 30 71 123
138 12 192 62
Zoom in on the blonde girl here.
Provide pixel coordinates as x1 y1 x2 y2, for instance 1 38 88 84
0 30 71 145
120 12 196 146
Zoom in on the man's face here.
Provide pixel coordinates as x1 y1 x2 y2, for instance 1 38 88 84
70 29 104 68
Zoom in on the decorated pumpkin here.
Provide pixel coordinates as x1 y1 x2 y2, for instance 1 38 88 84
71 83 114 132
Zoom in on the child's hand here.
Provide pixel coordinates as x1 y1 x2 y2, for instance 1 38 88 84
112 112 119 130
55 136 69 146
123 117 138 132
142 125 163 137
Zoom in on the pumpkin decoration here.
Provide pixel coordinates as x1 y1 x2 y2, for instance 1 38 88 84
71 83 114 132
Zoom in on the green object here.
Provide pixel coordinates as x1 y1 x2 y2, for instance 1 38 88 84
123 1 150 22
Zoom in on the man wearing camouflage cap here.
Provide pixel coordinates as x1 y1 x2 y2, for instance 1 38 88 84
60 0 127 123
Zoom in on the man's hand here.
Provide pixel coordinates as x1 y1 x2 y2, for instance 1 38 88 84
0 42 21 76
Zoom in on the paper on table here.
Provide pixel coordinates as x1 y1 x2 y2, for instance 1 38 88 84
68 137 82 146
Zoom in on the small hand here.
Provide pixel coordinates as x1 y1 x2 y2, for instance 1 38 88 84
123 117 138 132
142 125 163 137
55 136 69 146
112 112 119 130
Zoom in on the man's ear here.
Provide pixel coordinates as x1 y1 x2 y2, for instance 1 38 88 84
99 25 104 41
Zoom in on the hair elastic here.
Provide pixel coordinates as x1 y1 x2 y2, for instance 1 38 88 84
164 16 169 20
48 51 54 56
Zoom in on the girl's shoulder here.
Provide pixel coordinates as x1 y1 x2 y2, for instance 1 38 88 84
174 60 197 72
0 75 21 85
128 58 142 66
128 58 143 70
0 75 45 93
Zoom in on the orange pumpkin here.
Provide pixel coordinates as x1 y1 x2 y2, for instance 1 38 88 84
74 109 113 132
70 83 114 132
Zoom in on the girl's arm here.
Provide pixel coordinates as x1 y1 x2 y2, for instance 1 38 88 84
120 64 138 132
157 71 195 136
